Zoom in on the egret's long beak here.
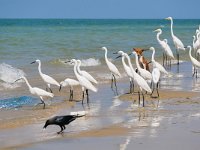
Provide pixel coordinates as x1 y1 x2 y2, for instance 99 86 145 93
65 60 71 63
30 61 36 64
14 78 22 83
115 55 122 59
153 29 159 32
113 52 118 54
165 17 170 20
142 48 149 52
59 85 62 92
128 52 132 56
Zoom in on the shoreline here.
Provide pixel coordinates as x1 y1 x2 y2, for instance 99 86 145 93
1 61 200 149
0 85 200 149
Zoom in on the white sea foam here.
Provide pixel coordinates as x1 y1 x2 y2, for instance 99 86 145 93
59 58 101 67
79 58 101 67
0 63 26 89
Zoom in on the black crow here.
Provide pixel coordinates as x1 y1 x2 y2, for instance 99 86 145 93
43 115 85 134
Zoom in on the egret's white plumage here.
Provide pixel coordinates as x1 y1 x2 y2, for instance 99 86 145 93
151 61 161 97
76 59 98 84
16 76 54 109
188 45 200 78
102 47 121 77
166 17 185 51
149 47 168 75
101 47 121 90
154 29 174 59
188 46 200 68
124 52 151 107
31 59 60 93
193 33 200 51
59 78 80 100
117 50 134 93
165 17 185 65
60 78 80 90
152 66 160 84
71 59 97 103
132 51 152 81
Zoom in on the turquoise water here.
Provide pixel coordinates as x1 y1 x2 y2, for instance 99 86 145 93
1 19 200 67
0 96 38 109
0 19 200 98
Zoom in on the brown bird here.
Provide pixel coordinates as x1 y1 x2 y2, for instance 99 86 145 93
133 48 150 72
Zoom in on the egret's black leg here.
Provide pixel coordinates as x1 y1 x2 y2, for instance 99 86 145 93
69 89 72 101
156 82 159 97
113 74 118 95
82 91 85 104
177 52 179 65
86 89 89 103
142 92 145 107
196 69 198 78
132 80 135 93
72 90 74 100
113 75 117 89
37 98 46 109
111 75 114 89
49 88 53 93
129 80 132 93
151 85 155 97
138 91 140 106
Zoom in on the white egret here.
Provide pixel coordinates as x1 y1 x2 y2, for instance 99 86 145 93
76 60 98 84
193 33 200 52
151 62 161 98
124 52 152 107
149 47 168 75
70 59 97 103
165 17 185 65
154 28 174 66
59 78 80 101
15 76 54 109
132 51 152 81
116 50 134 93
31 59 60 93
101 47 121 90
188 45 200 78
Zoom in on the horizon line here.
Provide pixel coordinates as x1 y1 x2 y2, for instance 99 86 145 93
0 17 200 20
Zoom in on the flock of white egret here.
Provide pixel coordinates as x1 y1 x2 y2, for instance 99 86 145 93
15 16 200 109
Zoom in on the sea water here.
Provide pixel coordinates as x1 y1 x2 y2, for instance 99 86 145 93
0 19 200 108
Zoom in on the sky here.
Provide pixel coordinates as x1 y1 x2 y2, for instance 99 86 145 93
0 0 199 19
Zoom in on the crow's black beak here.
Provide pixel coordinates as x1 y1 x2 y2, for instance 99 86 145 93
30 61 36 64
59 85 62 91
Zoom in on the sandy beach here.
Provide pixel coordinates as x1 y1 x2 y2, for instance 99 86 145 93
0 60 200 150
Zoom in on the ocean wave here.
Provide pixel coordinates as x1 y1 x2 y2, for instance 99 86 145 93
80 58 101 66
0 63 26 89
58 58 101 67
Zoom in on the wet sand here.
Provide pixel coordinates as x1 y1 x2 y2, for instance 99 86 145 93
1 61 200 149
